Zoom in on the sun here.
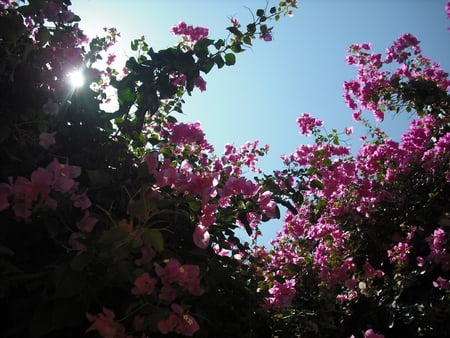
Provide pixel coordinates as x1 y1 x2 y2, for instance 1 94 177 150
67 70 85 88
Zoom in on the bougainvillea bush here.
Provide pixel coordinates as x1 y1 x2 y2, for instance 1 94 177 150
0 0 298 337
1 0 449 338
252 15 450 338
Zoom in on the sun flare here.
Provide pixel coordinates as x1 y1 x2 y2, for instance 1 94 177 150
67 70 85 88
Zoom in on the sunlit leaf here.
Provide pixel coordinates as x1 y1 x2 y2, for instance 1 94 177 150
142 229 164 252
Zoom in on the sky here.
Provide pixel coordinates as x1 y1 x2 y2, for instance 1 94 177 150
70 0 450 246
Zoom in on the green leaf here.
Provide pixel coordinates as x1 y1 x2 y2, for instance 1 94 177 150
230 41 244 53
227 26 242 37
142 229 164 252
194 38 213 58
199 59 215 74
71 252 92 271
118 87 136 104
36 26 50 47
310 179 324 190
247 23 256 34
238 212 252 236
256 9 265 17
213 54 225 69
131 39 139 51
128 199 147 218
99 226 129 248
214 38 225 50
243 35 253 46
224 53 236 66
160 147 171 158
87 169 112 186
281 200 298 215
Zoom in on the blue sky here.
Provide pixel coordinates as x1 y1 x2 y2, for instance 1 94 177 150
71 0 450 246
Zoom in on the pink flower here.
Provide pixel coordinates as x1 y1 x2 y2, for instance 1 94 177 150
106 53 116 65
385 33 421 64
69 232 86 252
296 113 323 135
157 304 200 336
39 132 56 149
71 191 92 209
131 272 157 296
433 276 450 290
193 224 210 249
155 258 182 284
171 21 209 45
364 329 384 338
134 246 156 266
177 264 204 296
144 152 159 173
76 211 98 232
194 76 207 92
157 313 179 334
29 167 53 201
169 122 206 146
154 259 204 295
426 228 450 270
159 284 177 302
86 307 126 338
258 191 277 218
46 159 81 193
44 1 60 21
230 17 240 27
198 204 217 227
352 110 362 121
265 279 296 310
260 26 274 42
345 126 354 135
363 261 385 279
0 183 11 211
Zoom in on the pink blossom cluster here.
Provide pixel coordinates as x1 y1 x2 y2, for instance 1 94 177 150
143 118 277 250
260 26 274 42
344 34 450 122
446 1 450 29
222 140 269 174
171 21 209 46
129 258 203 336
170 72 207 92
86 307 127 338
0 158 98 253
264 279 296 309
88 255 203 336
426 228 450 271
260 103 449 307
0 158 86 220
296 112 324 135
157 303 200 336
387 241 412 267
350 329 384 338
154 258 204 298
253 45 449 318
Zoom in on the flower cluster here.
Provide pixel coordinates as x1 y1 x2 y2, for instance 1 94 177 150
250 30 450 337
0 159 85 220
157 303 200 336
296 112 324 135
344 34 450 122
171 21 209 45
